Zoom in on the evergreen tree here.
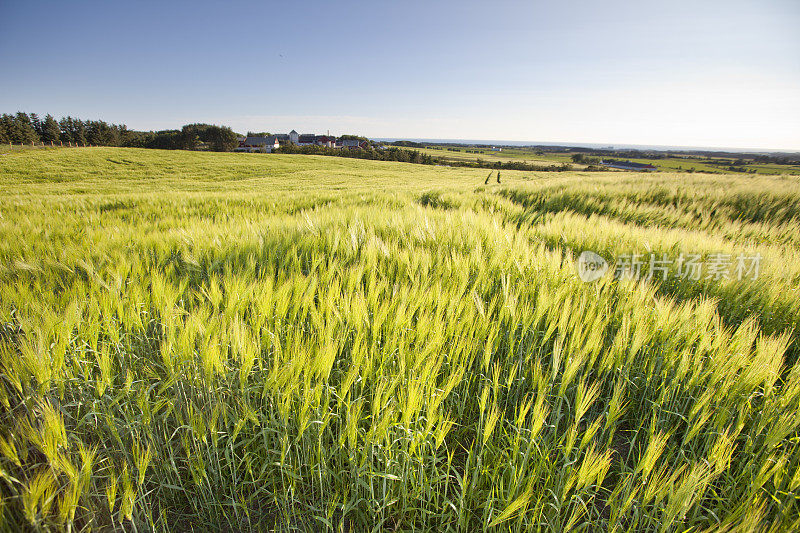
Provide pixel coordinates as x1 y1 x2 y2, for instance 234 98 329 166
85 120 120 146
72 119 87 145
115 124 136 146
12 112 39 144
59 117 73 143
41 114 61 144
0 115 12 144
29 113 42 139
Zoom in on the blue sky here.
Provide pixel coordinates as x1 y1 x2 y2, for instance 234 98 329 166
1 0 798 149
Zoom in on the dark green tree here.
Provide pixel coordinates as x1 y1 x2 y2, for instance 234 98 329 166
145 130 182 150
59 117 73 143
85 120 120 146
116 124 136 146
60 117 88 145
72 119 87 145
30 113 42 139
0 115 11 144
203 125 238 152
178 125 201 150
12 113 39 144
41 114 61 144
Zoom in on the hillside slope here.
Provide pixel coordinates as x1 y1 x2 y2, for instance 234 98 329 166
1 148 799 531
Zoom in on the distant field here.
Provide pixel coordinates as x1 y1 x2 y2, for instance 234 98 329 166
417 145 582 167
2 148 800 531
626 156 800 175
417 143 800 175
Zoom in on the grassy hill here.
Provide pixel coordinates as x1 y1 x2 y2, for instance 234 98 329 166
1 148 800 531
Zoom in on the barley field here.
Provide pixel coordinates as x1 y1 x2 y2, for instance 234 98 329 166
1 147 800 531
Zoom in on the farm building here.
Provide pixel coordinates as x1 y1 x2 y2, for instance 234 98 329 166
297 134 317 146
340 139 368 149
315 135 336 148
238 128 368 150
236 136 280 153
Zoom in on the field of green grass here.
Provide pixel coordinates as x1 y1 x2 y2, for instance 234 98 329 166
0 145 63 155
2 147 800 531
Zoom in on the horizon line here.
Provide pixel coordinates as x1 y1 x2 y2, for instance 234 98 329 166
372 137 800 154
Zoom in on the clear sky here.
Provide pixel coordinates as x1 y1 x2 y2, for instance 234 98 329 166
1 0 798 150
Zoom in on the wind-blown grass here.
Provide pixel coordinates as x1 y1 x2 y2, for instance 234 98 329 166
1 148 799 531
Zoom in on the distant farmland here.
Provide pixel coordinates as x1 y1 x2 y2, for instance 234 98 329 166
1 147 800 531
415 142 800 175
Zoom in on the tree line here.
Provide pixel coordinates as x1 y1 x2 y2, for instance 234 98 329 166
0 112 136 146
275 143 437 164
0 112 238 152
1 111 610 172
129 124 239 152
